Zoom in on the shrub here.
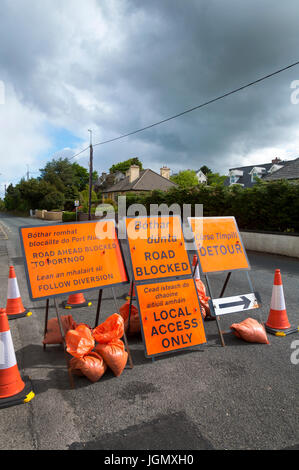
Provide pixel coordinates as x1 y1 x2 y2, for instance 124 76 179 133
62 211 76 222
121 181 299 233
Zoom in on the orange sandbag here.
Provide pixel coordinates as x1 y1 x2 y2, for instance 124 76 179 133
119 301 141 334
65 324 95 358
43 315 77 345
95 339 128 377
92 314 124 344
69 352 107 382
230 318 270 344
195 279 211 318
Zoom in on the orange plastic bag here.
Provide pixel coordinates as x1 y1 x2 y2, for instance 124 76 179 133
43 315 77 345
95 339 128 377
65 324 95 358
195 279 211 318
69 352 107 382
119 301 141 334
230 318 269 344
92 314 124 344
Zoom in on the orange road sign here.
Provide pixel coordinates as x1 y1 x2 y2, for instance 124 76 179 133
19 220 128 300
126 215 191 281
188 217 249 274
135 277 207 357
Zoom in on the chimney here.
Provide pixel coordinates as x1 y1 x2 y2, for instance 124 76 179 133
160 166 170 180
272 157 281 164
127 165 140 183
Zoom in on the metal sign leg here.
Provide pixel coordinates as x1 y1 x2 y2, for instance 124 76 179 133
94 289 103 328
43 298 50 351
54 298 75 389
127 281 134 335
205 274 226 347
112 287 134 369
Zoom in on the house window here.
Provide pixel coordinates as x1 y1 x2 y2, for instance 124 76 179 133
230 175 236 184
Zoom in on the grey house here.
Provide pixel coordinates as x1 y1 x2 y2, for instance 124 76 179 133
264 157 299 182
224 158 294 188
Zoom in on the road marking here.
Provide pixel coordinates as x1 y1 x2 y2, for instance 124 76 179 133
0 223 8 240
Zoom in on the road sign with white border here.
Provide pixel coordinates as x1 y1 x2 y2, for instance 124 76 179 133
210 293 261 316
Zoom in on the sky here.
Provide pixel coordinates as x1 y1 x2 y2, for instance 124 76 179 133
1 0 299 197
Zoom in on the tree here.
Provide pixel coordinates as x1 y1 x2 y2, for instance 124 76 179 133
170 170 199 189
72 162 98 192
40 158 74 193
40 191 65 211
200 165 212 176
39 158 89 210
109 157 143 174
207 172 227 186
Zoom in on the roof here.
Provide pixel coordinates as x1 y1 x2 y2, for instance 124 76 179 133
264 157 299 181
223 160 293 188
102 168 177 193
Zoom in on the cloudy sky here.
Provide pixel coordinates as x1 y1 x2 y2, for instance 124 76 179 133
1 0 299 196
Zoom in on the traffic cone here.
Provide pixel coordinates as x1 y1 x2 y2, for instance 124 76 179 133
0 308 34 409
6 266 32 320
192 254 200 280
265 270 298 336
62 293 92 309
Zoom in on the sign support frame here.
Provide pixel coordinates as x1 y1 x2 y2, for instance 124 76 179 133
188 216 263 347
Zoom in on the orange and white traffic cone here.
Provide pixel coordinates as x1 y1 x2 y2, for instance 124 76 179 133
6 266 32 320
265 269 298 336
192 254 201 280
0 308 34 409
62 293 92 309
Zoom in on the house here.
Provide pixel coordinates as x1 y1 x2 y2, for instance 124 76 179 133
224 158 293 188
94 170 125 193
195 169 208 184
102 165 177 201
264 157 299 183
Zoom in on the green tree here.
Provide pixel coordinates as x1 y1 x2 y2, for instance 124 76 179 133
207 172 227 186
200 165 212 175
39 158 88 210
72 162 98 192
40 158 74 192
170 170 199 189
109 157 143 174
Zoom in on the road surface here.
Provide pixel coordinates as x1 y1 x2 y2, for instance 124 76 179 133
0 213 298 450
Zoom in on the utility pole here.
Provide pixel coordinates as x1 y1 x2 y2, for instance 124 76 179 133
26 165 30 181
88 129 93 221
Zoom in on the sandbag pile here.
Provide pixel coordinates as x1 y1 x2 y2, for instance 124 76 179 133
230 318 270 344
43 315 78 345
195 279 211 318
119 301 141 335
65 313 128 382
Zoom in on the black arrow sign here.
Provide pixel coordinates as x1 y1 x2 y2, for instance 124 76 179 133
219 295 251 310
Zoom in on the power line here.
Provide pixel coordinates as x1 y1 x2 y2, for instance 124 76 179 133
70 60 299 158
69 145 90 161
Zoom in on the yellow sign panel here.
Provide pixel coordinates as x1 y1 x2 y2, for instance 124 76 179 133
20 220 128 300
188 217 249 273
126 216 191 281
136 278 207 357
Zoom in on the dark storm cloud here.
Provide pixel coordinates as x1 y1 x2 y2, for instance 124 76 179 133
1 0 299 182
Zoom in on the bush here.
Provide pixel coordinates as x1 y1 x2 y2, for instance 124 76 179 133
62 211 76 222
122 181 299 233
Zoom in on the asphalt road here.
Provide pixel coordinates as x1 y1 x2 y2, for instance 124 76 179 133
0 213 298 451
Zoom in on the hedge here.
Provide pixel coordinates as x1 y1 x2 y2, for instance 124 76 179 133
62 211 76 222
123 180 299 233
